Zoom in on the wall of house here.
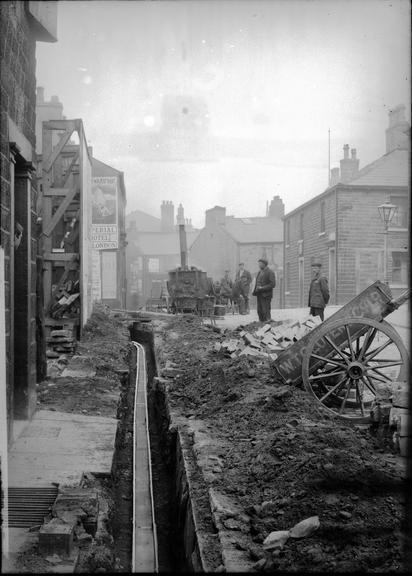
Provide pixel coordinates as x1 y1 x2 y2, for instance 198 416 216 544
1 2 39 439
337 187 409 303
189 224 237 281
239 242 283 308
283 186 409 308
283 192 337 308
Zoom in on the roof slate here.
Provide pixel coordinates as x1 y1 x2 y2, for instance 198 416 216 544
223 216 283 243
348 149 409 187
136 230 200 256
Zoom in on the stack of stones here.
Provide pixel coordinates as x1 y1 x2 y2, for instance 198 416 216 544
46 329 76 357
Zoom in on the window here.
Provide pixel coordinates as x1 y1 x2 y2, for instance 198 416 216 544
148 257 160 273
320 201 325 232
299 213 304 239
259 246 273 262
392 252 408 284
390 196 408 228
285 220 290 245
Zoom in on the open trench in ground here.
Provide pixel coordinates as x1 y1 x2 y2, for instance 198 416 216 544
110 317 222 572
107 311 406 573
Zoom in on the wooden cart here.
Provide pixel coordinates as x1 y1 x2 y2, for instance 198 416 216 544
273 281 410 424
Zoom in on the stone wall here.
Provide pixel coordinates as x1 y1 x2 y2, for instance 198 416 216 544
0 1 38 436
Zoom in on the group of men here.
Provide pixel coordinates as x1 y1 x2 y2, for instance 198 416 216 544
214 258 330 323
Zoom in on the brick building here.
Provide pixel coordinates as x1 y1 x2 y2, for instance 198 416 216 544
0 1 57 443
189 196 284 308
126 201 198 308
283 106 410 308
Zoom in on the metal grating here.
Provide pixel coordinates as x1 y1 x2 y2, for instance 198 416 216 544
7 486 59 528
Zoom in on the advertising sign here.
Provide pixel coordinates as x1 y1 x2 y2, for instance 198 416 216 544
101 251 117 299
92 176 118 249
91 250 102 302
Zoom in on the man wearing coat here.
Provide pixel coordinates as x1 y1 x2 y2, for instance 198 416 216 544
234 262 252 314
308 262 330 321
253 258 276 322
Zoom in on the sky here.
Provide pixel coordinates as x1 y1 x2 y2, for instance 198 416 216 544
36 0 411 227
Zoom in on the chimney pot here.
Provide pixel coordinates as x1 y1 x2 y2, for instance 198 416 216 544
351 148 356 159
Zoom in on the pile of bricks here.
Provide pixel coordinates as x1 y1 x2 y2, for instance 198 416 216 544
46 329 76 356
214 316 322 360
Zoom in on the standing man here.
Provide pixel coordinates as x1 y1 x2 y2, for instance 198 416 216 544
235 262 252 314
220 270 233 307
253 258 276 322
308 261 330 321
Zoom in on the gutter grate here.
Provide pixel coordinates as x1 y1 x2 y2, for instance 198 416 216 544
7 486 59 528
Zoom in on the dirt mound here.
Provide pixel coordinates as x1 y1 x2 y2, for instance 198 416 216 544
157 315 405 573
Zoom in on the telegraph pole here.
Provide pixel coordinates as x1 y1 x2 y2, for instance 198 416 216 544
328 128 331 187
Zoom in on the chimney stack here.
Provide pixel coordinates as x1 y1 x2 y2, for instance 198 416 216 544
330 167 340 186
161 200 175 232
36 86 45 104
340 144 359 183
268 195 285 219
385 104 409 153
343 144 349 160
205 206 226 228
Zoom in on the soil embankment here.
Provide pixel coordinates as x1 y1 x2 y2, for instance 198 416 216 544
153 314 406 573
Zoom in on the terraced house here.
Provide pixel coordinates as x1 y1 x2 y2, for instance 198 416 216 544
0 1 58 444
283 105 410 308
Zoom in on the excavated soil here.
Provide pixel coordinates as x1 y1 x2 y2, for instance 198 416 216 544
155 314 407 573
38 309 129 416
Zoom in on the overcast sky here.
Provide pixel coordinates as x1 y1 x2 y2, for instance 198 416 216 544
36 0 410 227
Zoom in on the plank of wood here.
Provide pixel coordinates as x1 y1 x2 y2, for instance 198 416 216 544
44 252 79 262
42 128 74 172
42 187 78 237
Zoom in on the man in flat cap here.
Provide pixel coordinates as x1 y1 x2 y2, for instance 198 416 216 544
253 258 276 322
308 261 329 321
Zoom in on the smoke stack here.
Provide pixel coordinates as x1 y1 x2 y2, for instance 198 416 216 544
179 224 188 269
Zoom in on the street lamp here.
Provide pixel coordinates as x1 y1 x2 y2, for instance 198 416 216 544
378 199 398 285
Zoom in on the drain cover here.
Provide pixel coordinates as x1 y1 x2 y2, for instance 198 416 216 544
7 486 59 528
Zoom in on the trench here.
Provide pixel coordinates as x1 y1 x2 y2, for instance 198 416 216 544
110 318 210 572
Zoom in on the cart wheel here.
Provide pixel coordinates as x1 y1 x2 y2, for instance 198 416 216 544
302 317 409 424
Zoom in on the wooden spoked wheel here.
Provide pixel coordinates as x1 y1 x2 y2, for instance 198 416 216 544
302 317 409 424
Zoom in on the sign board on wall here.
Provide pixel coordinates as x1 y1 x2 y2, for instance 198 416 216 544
91 250 102 302
101 251 117 299
92 176 118 249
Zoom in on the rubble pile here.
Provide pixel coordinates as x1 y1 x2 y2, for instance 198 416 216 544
46 329 76 356
215 315 322 359
49 279 80 319
157 314 405 573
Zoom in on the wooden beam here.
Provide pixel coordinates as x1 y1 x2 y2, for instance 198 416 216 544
44 252 79 262
61 151 79 187
43 119 77 131
43 187 72 197
42 187 78 237
42 128 74 172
